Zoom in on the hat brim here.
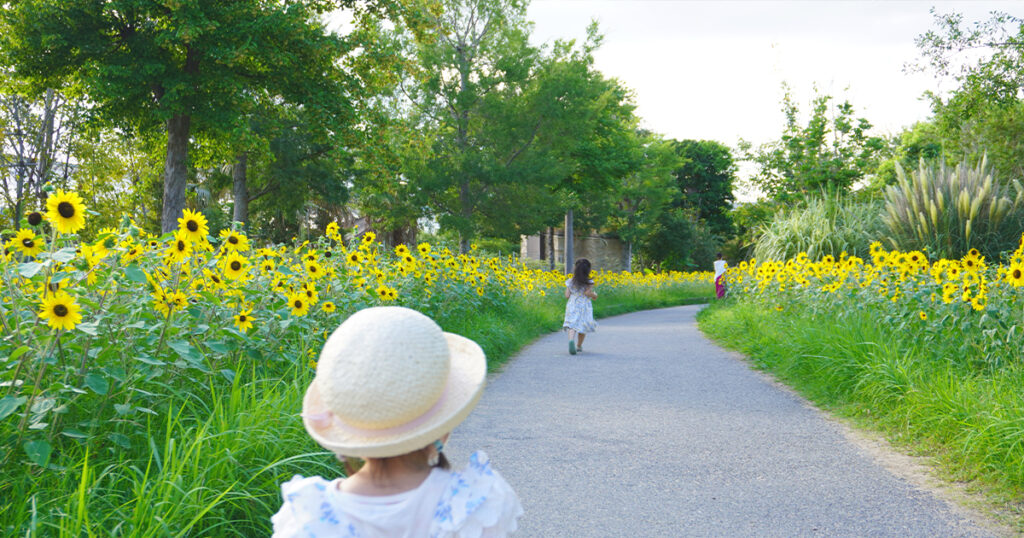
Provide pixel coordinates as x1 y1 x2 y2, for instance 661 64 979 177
303 332 486 458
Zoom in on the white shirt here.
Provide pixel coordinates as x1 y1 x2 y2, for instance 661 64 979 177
714 259 727 279
271 451 522 537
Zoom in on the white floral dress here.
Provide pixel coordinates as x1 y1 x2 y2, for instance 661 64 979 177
271 451 522 537
562 278 597 333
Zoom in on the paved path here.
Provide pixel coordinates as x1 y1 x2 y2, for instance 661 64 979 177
447 305 992 537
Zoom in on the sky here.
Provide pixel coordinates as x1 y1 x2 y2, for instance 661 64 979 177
526 1 1020 149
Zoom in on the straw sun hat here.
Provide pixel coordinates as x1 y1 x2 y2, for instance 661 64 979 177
302 306 487 458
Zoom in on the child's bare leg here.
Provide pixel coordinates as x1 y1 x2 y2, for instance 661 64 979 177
567 329 576 341
577 333 586 347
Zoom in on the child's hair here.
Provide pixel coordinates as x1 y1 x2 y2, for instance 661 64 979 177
571 258 592 290
340 445 450 479
716 252 723 260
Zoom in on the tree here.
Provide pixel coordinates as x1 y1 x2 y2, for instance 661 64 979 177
402 0 555 251
670 139 736 237
742 86 885 201
605 132 679 268
912 10 1024 180
0 85 81 229
0 0 391 232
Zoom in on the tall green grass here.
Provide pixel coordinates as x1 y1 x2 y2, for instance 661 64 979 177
698 300 1024 528
3 283 711 535
754 194 885 261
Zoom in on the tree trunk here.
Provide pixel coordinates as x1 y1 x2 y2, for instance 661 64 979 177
564 209 574 274
162 114 191 233
548 227 555 270
232 152 248 226
626 241 632 272
539 228 546 261
459 180 471 253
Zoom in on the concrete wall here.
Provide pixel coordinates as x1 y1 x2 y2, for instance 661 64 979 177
521 231 630 272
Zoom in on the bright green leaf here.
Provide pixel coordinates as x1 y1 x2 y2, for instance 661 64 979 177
24 440 51 467
84 373 109 395
0 396 27 421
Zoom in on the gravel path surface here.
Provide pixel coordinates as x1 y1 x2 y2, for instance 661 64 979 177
447 304 993 537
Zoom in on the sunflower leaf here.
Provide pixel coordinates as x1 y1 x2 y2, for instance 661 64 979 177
0 396 27 421
18 262 44 278
124 265 147 283
77 322 99 336
84 373 109 395
24 440 51 467
51 247 77 263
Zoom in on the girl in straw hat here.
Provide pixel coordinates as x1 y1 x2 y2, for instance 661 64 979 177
563 258 598 355
272 306 523 537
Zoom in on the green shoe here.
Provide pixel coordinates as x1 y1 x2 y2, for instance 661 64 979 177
568 341 576 355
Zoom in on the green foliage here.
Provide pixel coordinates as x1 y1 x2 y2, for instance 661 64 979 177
882 157 1024 259
743 86 885 201
913 10 1024 181
670 139 737 237
699 300 1024 523
638 209 721 271
753 194 884 261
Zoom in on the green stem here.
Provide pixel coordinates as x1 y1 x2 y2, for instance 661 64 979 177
17 332 59 437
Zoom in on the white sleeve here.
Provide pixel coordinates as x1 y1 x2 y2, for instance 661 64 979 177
432 452 524 537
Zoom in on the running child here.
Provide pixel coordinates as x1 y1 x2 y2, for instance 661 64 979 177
563 258 597 355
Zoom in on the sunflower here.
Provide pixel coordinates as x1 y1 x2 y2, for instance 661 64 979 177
26 211 43 227
165 231 192 264
918 311 927 321
219 229 250 252
121 243 143 264
361 231 376 245
417 243 432 256
288 293 310 316
395 244 410 257
38 291 83 331
13 228 43 257
45 190 87 234
1005 263 1024 288
260 259 277 275
222 251 250 281
234 310 254 332
305 260 324 280
322 301 336 313
347 250 363 265
325 221 340 238
177 209 209 243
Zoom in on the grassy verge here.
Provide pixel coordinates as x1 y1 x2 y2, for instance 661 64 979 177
5 282 710 536
697 300 1024 530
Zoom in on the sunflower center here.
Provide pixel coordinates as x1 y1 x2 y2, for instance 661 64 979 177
54 304 68 317
186 220 199 232
57 201 75 218
23 238 34 248
27 212 42 226
177 240 186 251
230 261 241 271
294 300 302 308
239 315 247 322
1014 269 1022 279
228 236 238 244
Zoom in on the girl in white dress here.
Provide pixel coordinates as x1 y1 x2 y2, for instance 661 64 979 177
272 306 523 537
563 258 598 355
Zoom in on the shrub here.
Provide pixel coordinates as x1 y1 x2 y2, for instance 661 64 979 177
882 157 1024 259
753 194 884 261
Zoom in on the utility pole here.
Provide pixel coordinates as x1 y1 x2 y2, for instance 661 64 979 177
564 208 574 274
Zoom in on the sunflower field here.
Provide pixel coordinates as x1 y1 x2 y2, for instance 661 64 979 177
700 239 1024 520
0 192 713 533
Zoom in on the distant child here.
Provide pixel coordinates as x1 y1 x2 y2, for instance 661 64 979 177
563 258 598 355
714 252 728 299
272 306 523 537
